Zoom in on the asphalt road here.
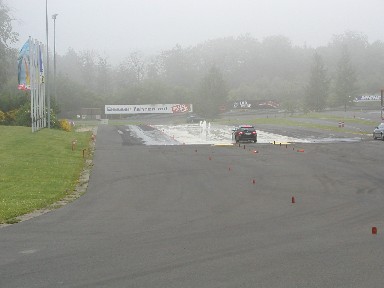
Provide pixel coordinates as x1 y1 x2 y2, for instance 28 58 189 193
1 124 384 287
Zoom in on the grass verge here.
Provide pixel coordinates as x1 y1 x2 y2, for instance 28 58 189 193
291 112 377 126
217 114 373 135
0 126 92 224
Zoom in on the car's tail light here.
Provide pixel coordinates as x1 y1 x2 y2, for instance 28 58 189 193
252 131 256 134
238 131 243 135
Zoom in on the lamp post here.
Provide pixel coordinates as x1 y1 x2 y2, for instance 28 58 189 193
52 14 58 106
381 89 384 120
45 0 50 128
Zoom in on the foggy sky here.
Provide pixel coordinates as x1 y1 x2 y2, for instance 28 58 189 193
9 0 384 63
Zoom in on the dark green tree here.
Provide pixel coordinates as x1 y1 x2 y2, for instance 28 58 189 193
127 52 145 84
79 50 97 90
96 56 111 96
305 53 329 112
56 48 83 85
161 44 198 88
333 46 357 111
0 0 17 42
5 29 382 118
195 66 227 118
0 0 18 85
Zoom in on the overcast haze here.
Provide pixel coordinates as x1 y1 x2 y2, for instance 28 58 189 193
9 0 384 63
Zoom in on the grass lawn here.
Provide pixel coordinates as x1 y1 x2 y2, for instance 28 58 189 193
291 112 377 125
217 113 374 135
0 126 92 224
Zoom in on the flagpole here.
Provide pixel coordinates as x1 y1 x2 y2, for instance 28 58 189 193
45 0 50 128
52 14 58 106
29 37 34 132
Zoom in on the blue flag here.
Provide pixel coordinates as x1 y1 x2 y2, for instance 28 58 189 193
18 40 30 90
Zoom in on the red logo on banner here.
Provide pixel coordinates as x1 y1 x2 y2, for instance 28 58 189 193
172 104 190 113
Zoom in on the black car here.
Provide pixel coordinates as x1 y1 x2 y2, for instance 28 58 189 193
232 125 257 143
373 123 384 140
186 115 204 123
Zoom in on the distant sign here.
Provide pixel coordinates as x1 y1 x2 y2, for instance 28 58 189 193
228 100 279 110
354 95 381 102
105 104 193 115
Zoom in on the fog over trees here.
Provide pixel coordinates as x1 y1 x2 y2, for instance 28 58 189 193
48 32 384 118
1 0 384 121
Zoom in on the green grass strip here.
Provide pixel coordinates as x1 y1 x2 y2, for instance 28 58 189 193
217 116 371 135
0 126 92 223
291 112 377 125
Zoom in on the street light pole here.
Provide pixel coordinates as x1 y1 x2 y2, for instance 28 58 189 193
52 14 58 106
45 0 50 128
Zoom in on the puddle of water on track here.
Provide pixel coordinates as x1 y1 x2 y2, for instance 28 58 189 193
123 124 363 146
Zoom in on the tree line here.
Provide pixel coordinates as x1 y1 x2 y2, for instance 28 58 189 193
49 32 384 118
1 0 384 124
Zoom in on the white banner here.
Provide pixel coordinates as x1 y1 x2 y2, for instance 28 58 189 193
105 104 193 115
354 95 381 102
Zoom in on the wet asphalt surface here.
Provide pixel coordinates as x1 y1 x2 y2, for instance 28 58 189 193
1 119 384 287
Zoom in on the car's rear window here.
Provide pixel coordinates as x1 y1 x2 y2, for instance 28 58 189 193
240 127 255 131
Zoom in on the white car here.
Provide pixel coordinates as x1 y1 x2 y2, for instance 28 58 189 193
373 123 384 140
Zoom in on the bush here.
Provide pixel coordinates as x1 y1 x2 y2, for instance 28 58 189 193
0 110 5 123
14 102 32 127
1 100 62 129
4 109 18 125
59 119 72 132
